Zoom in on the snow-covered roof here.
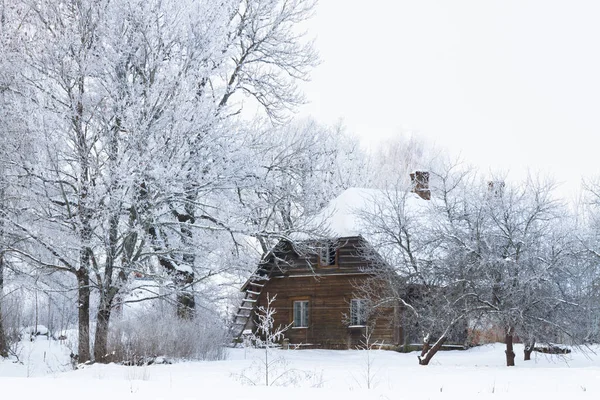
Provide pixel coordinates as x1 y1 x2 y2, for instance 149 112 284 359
314 187 432 238
242 187 433 291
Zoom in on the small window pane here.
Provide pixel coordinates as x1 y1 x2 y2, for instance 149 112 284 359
294 303 301 326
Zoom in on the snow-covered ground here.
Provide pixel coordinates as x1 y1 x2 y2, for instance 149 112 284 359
1 338 599 399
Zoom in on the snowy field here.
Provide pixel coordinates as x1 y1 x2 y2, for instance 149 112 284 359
1 337 600 399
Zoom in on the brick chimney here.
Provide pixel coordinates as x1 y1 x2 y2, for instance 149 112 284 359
410 170 430 200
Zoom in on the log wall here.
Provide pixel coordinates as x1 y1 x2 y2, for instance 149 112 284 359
254 236 402 348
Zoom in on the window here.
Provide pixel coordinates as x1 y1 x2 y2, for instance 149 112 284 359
319 242 337 267
293 300 309 328
350 299 369 326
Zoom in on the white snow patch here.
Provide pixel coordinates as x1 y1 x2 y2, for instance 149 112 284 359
2 340 600 399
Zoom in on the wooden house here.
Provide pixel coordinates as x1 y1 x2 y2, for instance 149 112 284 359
236 236 401 349
234 180 432 349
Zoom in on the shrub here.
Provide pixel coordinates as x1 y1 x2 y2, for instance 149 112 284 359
107 305 228 364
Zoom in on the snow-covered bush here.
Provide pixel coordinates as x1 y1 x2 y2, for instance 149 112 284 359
107 305 228 364
1 276 78 344
1 291 27 357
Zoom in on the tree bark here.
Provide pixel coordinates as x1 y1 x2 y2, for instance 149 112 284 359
174 198 197 319
76 268 91 363
0 249 8 358
74 72 92 364
420 335 430 358
94 304 111 363
93 277 126 363
418 335 447 366
505 328 515 366
0 185 8 357
175 264 195 319
524 341 535 361
140 181 196 320
93 128 121 363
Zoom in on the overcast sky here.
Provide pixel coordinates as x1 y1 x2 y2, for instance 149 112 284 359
299 0 600 198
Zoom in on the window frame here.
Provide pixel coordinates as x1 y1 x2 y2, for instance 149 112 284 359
349 298 369 327
292 298 309 329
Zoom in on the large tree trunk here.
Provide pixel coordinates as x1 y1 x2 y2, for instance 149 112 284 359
76 268 91 363
93 275 125 364
174 198 196 319
94 304 112 363
524 341 535 361
418 335 447 366
93 282 124 363
505 328 515 367
140 181 196 320
94 136 120 363
149 225 196 319
74 75 92 364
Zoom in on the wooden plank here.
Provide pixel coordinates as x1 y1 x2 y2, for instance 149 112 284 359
255 273 400 348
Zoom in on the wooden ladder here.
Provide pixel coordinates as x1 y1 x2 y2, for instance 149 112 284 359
232 263 275 344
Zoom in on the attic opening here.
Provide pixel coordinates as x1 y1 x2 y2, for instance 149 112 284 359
319 241 337 267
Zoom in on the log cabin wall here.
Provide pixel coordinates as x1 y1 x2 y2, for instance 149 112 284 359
254 236 402 349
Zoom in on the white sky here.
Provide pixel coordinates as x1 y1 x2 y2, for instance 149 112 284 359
299 0 600 199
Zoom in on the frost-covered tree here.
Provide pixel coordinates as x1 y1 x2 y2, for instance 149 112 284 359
358 160 581 366
239 118 368 254
469 176 578 366
575 177 600 342
1 0 320 364
365 134 435 189
216 0 319 122
10 0 241 361
0 0 33 358
354 167 478 366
